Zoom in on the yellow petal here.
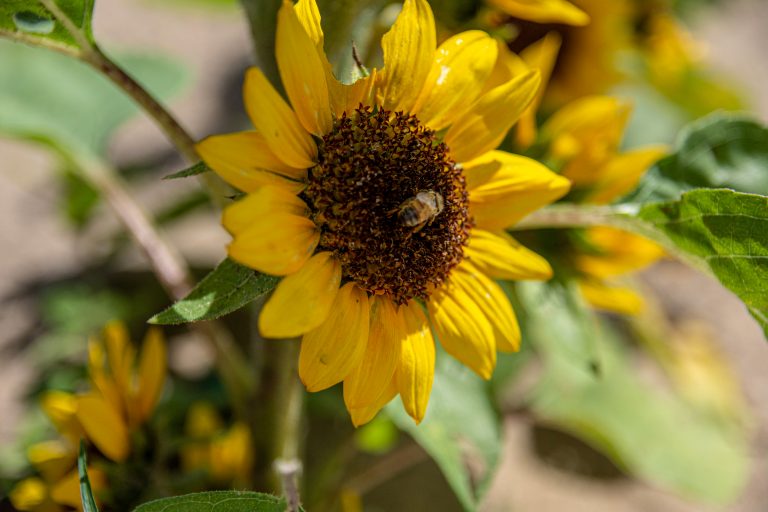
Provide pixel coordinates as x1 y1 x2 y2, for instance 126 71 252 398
136 327 167 423
300 283 370 392
489 0 590 26
427 278 496 379
27 441 75 482
76 393 129 462
222 186 309 236
445 70 541 163
579 279 644 315
276 0 332 135
9 478 49 511
50 467 106 508
396 301 435 423
227 212 319 276
40 391 83 445
379 0 436 114
259 252 341 338
294 0 349 117
515 32 562 148
585 146 668 204
412 31 498 131
103 321 135 411
467 229 552 280
344 297 404 409
88 339 122 415
542 95 632 186
243 67 317 169
480 41 528 95
454 263 521 352
348 375 398 428
465 150 570 229
575 227 665 278
196 131 307 191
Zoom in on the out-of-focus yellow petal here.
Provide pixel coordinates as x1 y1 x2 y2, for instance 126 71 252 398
27 440 75 481
103 321 134 410
227 212 319 276
259 252 341 338
276 0 332 135
445 70 540 163
40 391 83 445
379 0 436 114
467 230 553 280
575 227 665 278
427 278 496 379
396 301 435 424
210 423 254 485
222 187 309 236
182 402 222 472
542 95 631 185
344 297 404 409
50 467 106 508
579 279 644 315
412 31 498 131
585 146 667 204
465 150 570 229
196 132 307 190
489 0 590 26
243 67 317 169
454 263 521 352
480 41 528 95
348 375 398 428
9 478 49 511
516 32 562 148
76 393 129 462
136 327 167 424
88 340 122 417
300 283 369 392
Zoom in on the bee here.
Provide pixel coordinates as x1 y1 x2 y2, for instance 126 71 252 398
390 190 445 233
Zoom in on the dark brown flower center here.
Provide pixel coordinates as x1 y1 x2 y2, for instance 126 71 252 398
302 106 470 304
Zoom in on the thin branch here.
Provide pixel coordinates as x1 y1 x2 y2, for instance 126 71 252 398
344 443 428 496
75 155 193 299
275 458 302 512
0 28 82 58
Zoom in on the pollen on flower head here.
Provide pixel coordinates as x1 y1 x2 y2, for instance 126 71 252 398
302 106 471 305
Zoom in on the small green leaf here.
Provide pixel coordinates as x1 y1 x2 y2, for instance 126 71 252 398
627 114 768 203
133 491 298 512
162 161 210 180
78 440 99 512
634 189 768 337
386 352 500 512
1 0 95 48
519 282 750 504
150 259 279 324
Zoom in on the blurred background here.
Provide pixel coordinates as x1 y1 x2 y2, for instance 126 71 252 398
1 0 767 510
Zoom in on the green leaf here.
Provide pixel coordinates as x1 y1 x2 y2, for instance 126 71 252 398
133 491 298 512
627 114 768 203
634 189 768 336
78 441 99 512
0 40 187 159
519 281 750 504
386 352 500 512
162 161 211 180
1 0 94 48
150 259 279 324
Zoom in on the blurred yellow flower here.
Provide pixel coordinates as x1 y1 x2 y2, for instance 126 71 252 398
197 0 570 426
9 322 166 511
541 96 667 314
488 0 589 26
182 402 254 487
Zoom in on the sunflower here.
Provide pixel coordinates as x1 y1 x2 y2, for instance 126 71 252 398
197 0 570 426
541 95 667 314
